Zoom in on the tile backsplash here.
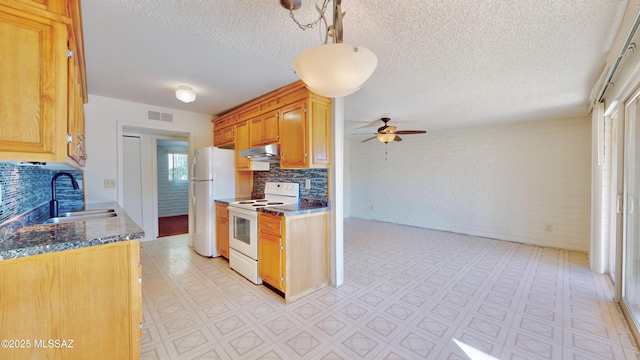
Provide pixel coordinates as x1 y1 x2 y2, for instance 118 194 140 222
253 163 328 200
0 162 84 225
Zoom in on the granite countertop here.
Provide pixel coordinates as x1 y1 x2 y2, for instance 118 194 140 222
0 203 144 260
216 197 330 216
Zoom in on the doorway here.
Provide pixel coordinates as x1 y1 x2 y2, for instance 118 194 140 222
156 139 189 237
120 124 191 241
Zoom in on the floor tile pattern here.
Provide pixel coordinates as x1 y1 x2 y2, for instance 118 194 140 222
140 218 640 359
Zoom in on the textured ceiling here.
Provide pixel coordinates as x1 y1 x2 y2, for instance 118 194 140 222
82 0 628 135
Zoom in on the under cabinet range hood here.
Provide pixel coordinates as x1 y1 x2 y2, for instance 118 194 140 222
240 143 280 162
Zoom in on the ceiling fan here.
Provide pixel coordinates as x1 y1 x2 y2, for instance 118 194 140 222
360 118 427 143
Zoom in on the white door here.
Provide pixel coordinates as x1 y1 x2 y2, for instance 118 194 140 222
622 90 640 332
122 136 144 228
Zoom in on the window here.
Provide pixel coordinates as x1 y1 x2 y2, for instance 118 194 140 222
168 152 188 182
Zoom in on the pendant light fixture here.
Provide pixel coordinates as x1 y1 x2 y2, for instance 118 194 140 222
283 0 377 98
175 85 196 103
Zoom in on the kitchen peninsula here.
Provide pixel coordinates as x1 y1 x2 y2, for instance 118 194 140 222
0 204 144 360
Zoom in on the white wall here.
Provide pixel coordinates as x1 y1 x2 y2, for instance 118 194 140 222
83 95 213 206
349 116 591 251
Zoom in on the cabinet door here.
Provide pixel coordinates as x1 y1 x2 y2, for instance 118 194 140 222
234 121 250 169
309 97 330 167
214 126 234 148
67 37 85 167
249 110 280 147
258 232 284 291
215 204 229 258
0 240 141 359
262 111 280 144
216 218 229 258
279 101 308 168
9 0 68 15
249 115 263 147
0 7 66 154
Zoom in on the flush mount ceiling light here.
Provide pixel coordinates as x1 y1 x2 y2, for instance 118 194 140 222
175 86 196 103
282 0 377 98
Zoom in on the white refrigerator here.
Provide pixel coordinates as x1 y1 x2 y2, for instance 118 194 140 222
191 146 235 257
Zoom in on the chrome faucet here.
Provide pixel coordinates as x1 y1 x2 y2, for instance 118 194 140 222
49 172 80 218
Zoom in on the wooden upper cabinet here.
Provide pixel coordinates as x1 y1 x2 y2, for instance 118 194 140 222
213 114 236 148
250 110 279 147
0 6 65 155
67 35 86 167
212 81 330 169
234 121 250 169
279 101 307 168
214 125 234 148
9 0 68 16
279 95 331 169
308 95 331 168
0 1 88 168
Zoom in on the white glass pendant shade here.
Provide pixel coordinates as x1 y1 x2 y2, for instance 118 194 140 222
175 86 196 103
294 43 377 98
377 133 396 143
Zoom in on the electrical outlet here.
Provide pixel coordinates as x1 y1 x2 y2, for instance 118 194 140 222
0 183 2 204
544 223 553 232
104 179 116 188
305 179 311 189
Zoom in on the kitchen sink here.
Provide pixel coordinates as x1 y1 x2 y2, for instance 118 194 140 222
59 209 116 217
43 211 118 224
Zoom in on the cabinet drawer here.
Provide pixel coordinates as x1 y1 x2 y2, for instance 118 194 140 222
259 213 282 237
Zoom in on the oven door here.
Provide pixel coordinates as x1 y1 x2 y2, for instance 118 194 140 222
228 207 258 260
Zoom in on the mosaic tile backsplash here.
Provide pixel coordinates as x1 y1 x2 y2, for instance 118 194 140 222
0 162 84 226
253 163 328 201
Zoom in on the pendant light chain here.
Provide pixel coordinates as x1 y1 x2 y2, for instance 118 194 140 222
288 0 330 31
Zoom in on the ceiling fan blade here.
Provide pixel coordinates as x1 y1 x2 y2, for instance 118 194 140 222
395 130 426 134
361 136 377 143
394 135 403 142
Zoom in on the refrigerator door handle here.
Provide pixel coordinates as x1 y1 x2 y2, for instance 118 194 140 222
191 155 197 180
191 181 196 205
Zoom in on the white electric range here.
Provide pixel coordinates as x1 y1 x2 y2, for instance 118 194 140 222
227 182 299 284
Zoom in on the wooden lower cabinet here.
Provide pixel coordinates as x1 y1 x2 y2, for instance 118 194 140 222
215 202 230 259
258 211 329 303
258 212 285 291
0 240 142 360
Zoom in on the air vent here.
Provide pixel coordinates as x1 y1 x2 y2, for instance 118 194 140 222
147 111 173 122
148 111 161 121
161 113 173 122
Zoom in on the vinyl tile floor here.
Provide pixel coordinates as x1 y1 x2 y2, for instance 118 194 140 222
140 218 640 359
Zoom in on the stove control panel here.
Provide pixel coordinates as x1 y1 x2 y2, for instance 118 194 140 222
264 182 299 197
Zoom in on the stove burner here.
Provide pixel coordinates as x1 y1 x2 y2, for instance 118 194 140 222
253 199 268 202
238 201 254 204
266 202 284 205
252 204 266 207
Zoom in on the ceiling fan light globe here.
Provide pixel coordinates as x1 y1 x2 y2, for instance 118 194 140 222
377 133 396 143
294 43 377 98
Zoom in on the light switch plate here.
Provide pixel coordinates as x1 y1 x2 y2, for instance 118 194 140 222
305 179 311 189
